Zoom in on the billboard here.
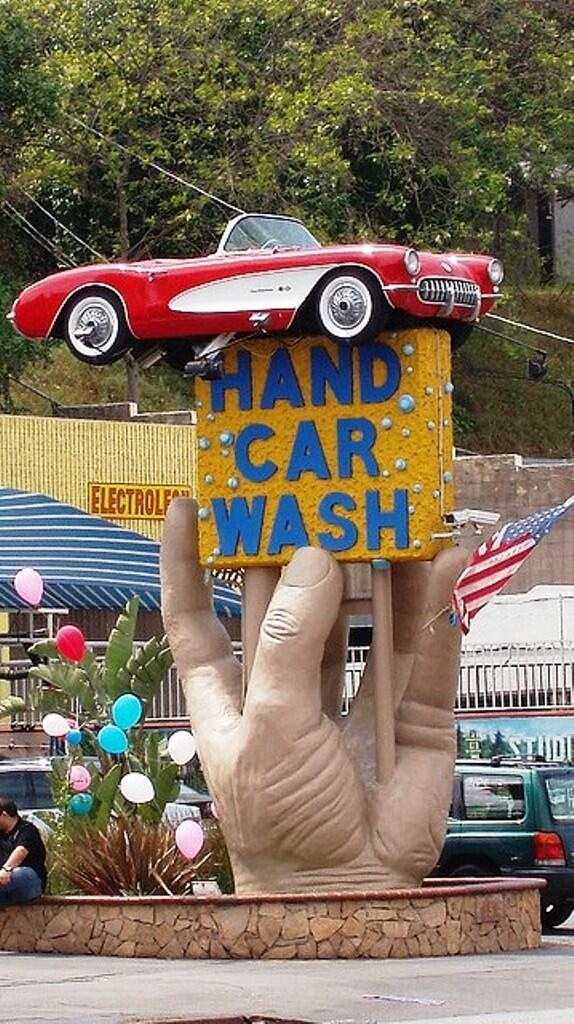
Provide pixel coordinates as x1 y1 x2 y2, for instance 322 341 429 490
195 329 455 567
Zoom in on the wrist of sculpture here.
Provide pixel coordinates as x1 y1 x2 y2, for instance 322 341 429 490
231 857 420 896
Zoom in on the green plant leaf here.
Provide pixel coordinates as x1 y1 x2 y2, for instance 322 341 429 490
0 696 27 717
104 598 139 700
93 764 122 831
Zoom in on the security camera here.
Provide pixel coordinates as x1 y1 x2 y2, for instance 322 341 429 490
444 508 501 528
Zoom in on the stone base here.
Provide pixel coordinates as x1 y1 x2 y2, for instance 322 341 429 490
0 878 542 959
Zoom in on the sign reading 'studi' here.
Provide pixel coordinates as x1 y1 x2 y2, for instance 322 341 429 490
195 329 454 568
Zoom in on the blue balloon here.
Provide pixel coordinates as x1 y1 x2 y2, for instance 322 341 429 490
66 729 83 746
112 693 143 731
69 792 93 816
98 724 128 755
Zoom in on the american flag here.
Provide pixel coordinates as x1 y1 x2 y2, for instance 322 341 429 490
452 494 574 634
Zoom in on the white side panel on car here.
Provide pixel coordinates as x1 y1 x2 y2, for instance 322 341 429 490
168 265 336 314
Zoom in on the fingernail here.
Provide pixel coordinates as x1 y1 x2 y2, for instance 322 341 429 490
283 547 330 588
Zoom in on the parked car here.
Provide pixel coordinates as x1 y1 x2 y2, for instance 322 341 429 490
8 212 503 371
433 758 574 930
0 758 210 831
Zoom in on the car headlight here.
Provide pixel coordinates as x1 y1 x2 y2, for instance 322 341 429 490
403 248 420 276
488 258 504 286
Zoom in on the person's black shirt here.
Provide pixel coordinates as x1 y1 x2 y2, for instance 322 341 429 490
0 818 47 889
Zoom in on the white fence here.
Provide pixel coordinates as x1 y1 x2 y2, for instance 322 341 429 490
4 640 574 728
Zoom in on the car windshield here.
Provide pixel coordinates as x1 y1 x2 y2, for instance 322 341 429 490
545 774 574 822
218 214 320 253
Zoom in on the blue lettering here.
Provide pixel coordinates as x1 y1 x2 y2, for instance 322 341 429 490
317 492 357 551
310 344 352 406
212 496 265 556
235 424 277 483
261 348 304 409
337 418 379 478
359 343 401 404
268 494 309 554
210 349 253 412
365 489 409 550
286 420 331 481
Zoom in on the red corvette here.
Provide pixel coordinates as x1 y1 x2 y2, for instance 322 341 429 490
8 213 503 373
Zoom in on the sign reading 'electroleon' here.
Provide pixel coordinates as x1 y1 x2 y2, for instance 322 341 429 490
195 330 454 568
89 483 193 520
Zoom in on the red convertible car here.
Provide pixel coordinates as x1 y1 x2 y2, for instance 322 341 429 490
8 213 503 373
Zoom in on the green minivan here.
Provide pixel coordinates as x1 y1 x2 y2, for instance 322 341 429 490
433 758 574 930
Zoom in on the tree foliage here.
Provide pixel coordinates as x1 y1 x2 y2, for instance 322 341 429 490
0 0 572 400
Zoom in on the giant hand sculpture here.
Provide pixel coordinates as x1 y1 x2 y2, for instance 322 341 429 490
161 498 468 895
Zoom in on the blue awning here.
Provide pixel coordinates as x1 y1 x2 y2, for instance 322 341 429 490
0 487 241 617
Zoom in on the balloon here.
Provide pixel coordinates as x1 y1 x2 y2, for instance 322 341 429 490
120 772 155 804
97 724 128 755
69 765 91 792
69 792 93 816
112 694 143 731
66 729 83 746
167 730 196 766
13 568 43 607
42 713 70 738
210 802 219 820
55 625 86 662
175 819 204 860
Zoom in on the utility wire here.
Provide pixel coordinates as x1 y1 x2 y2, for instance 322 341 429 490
20 189 105 261
71 117 245 216
2 203 76 268
485 311 574 347
473 322 548 355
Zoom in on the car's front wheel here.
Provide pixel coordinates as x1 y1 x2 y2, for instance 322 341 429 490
315 270 387 344
62 289 132 365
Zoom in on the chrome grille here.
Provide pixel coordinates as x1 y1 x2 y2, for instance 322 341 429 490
418 277 480 307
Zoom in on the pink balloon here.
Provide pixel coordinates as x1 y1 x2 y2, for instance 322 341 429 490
210 802 219 820
13 568 44 607
69 765 91 792
175 819 204 860
56 625 86 662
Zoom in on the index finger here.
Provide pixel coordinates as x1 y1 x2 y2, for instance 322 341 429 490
160 498 242 727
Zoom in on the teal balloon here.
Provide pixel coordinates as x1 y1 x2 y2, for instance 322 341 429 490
98 724 128 755
112 693 143 731
66 729 83 746
69 792 93 816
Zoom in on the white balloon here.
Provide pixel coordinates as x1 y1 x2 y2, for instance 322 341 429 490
120 772 155 804
41 713 70 738
167 730 196 765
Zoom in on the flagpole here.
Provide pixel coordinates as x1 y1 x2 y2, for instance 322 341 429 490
371 562 395 783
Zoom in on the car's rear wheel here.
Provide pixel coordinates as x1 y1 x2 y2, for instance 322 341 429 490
315 269 387 344
542 902 573 930
62 289 132 365
447 862 492 878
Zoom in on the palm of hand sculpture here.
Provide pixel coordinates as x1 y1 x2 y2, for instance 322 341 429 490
161 498 468 895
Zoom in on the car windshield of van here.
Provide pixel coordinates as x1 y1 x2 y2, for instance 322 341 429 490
545 775 574 821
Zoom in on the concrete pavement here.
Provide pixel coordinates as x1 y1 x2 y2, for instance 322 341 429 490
2 927 574 1024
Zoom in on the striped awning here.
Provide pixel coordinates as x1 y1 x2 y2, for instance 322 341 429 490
0 487 241 617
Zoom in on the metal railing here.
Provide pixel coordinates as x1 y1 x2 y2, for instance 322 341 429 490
3 640 574 728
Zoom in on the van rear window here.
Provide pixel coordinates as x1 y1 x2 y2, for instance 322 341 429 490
461 774 525 821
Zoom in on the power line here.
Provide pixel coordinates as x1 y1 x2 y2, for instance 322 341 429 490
70 117 245 216
2 203 76 268
20 189 105 261
485 311 574 347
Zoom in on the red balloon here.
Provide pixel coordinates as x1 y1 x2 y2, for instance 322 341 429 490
55 625 86 663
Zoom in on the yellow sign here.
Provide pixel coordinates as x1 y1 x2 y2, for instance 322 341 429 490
89 483 193 520
196 329 454 567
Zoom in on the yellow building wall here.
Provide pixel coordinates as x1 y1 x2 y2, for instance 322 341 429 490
0 415 197 541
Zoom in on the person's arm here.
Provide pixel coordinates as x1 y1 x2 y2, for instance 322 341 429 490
0 844 29 885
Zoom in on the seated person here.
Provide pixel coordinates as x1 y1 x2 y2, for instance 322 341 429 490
0 796 47 905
